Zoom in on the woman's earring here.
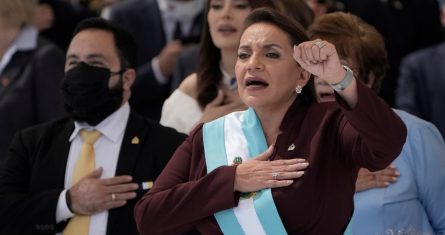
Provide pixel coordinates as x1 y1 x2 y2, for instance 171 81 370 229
295 85 302 94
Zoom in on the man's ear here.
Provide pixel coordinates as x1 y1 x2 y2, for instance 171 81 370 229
122 68 136 90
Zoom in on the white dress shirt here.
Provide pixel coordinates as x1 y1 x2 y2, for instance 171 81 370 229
152 0 200 84
56 102 130 235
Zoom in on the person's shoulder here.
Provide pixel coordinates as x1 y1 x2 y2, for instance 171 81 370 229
178 73 198 98
403 42 445 65
16 117 72 141
393 109 435 130
393 109 441 134
35 36 65 60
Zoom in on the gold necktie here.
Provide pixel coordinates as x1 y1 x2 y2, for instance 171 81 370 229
64 129 101 235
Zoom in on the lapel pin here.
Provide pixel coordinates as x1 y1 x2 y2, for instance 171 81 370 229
131 136 140 144
233 156 243 165
287 144 295 151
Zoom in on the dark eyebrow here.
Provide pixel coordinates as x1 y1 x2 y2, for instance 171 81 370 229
66 54 79 60
238 44 251 50
238 43 283 50
86 54 107 60
66 53 107 61
263 43 283 50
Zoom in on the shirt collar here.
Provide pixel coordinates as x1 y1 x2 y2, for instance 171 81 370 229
0 26 38 74
157 0 174 21
14 26 38 51
69 102 130 143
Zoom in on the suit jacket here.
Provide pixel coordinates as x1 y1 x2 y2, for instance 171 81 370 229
171 45 200 91
0 111 186 235
135 82 407 235
396 42 445 138
109 0 203 121
0 37 65 167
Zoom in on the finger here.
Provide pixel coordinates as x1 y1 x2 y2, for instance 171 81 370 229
293 45 305 67
278 162 309 172
380 167 400 177
266 180 294 189
85 167 103 179
274 171 304 180
102 175 133 186
375 174 398 183
319 42 333 61
110 192 137 202
300 44 311 65
254 145 274 161
107 183 139 193
311 43 321 62
304 43 316 64
372 181 391 188
269 158 306 166
104 200 127 210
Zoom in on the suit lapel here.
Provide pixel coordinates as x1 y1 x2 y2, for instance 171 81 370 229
107 111 150 234
114 111 149 176
0 50 33 97
31 118 74 189
52 120 75 187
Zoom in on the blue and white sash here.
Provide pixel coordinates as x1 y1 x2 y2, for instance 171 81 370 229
203 108 287 235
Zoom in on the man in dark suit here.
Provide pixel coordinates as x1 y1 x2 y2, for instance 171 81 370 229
396 42 445 138
108 0 204 121
0 18 186 235
0 0 65 167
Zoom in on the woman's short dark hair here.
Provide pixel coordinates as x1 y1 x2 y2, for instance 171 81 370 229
307 12 388 92
196 0 278 108
242 8 317 104
72 17 137 70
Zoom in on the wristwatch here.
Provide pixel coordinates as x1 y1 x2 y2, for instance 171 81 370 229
330 65 354 92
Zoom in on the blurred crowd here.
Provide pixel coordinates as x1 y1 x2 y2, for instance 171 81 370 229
0 0 444 234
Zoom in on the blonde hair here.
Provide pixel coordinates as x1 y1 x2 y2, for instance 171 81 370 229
0 0 37 27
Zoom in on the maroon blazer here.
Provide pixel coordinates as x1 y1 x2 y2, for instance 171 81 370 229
134 82 406 235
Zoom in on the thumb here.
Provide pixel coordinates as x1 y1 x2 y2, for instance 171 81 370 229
87 167 103 179
207 90 224 107
254 145 274 161
293 45 304 67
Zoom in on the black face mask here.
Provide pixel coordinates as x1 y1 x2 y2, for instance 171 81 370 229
62 62 124 126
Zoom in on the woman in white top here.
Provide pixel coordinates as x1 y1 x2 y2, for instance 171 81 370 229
160 0 278 134
161 0 315 134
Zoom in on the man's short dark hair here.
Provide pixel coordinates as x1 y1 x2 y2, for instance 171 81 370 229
72 17 137 69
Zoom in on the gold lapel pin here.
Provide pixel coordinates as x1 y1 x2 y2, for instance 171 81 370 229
287 144 295 151
131 136 140 144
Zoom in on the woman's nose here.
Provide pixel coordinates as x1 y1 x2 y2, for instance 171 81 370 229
247 55 264 72
221 5 233 19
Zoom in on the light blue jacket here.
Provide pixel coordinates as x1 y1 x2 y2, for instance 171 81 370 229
349 110 445 235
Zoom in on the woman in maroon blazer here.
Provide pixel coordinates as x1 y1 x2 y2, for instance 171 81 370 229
134 8 406 235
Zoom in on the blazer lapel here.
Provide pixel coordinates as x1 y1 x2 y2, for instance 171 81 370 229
51 120 75 187
107 111 149 234
0 50 33 97
31 118 74 189
114 111 149 176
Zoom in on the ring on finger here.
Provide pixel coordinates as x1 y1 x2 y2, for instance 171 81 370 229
314 40 326 49
272 172 279 180
111 193 116 201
